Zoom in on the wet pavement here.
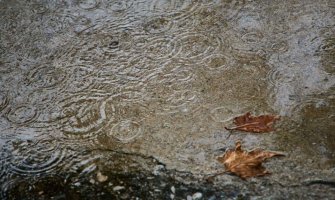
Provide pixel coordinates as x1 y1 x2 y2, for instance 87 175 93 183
0 0 335 199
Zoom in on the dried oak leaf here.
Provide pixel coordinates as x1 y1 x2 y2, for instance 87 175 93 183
217 141 285 179
225 112 280 133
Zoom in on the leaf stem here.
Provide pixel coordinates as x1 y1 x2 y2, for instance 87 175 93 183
225 121 260 130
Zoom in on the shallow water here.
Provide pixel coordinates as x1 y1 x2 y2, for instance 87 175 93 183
0 0 334 199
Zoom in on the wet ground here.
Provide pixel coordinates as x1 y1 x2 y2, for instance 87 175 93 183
0 0 335 199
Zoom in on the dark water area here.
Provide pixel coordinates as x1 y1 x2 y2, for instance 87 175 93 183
0 0 334 199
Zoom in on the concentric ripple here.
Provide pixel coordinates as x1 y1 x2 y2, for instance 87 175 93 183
116 56 158 85
201 54 234 71
72 15 92 33
129 34 149 50
8 138 66 175
71 30 134 62
266 67 296 86
25 64 68 90
267 40 289 53
78 0 100 10
143 16 173 34
59 95 113 138
6 104 39 125
42 13 76 35
102 97 148 142
31 3 48 14
175 33 221 59
103 0 134 15
143 36 179 59
155 60 196 86
152 88 201 115
108 119 142 143
0 91 10 113
95 56 158 91
241 30 264 44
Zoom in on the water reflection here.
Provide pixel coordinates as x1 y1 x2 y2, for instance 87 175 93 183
59 95 110 137
0 0 334 198
9 138 66 174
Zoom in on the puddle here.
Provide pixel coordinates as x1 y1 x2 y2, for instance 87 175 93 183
0 0 334 198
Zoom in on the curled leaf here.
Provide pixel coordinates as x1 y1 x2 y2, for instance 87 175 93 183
225 112 280 133
217 141 285 179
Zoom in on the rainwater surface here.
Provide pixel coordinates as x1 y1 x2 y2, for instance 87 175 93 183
0 0 334 199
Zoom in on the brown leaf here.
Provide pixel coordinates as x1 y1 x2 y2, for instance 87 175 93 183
217 141 285 179
225 112 280 133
